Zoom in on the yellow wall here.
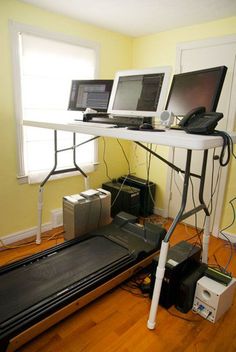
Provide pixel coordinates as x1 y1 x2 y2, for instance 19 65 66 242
0 0 133 236
132 17 236 68
132 17 236 233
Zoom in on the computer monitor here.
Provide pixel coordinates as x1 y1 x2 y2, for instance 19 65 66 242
68 79 113 112
107 66 171 118
165 66 227 116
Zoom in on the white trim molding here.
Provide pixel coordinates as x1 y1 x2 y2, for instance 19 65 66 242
218 231 236 244
0 222 52 247
153 206 168 219
165 34 236 234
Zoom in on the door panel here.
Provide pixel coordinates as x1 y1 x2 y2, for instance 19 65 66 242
168 38 236 232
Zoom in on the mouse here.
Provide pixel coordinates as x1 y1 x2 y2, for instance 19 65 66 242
139 123 154 130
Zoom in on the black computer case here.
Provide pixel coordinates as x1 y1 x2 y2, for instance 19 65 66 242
175 262 207 313
150 241 201 309
102 181 140 218
118 175 156 216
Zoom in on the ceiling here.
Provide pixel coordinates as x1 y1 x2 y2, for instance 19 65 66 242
20 0 236 37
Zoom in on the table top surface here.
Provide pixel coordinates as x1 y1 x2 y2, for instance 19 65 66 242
23 119 236 151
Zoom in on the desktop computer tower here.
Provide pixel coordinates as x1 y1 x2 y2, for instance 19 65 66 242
118 175 156 216
150 241 201 309
102 181 140 218
175 263 207 313
63 188 111 240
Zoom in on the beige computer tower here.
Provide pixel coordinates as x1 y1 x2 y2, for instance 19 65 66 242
63 188 111 240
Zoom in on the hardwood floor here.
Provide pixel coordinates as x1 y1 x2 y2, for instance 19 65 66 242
1 220 236 352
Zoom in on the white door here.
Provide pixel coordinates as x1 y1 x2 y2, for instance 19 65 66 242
167 35 236 234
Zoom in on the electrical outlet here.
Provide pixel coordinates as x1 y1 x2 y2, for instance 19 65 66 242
51 208 63 228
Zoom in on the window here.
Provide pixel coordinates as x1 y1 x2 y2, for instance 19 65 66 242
10 22 99 183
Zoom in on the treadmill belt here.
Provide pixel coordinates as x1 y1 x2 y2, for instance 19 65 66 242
0 236 130 324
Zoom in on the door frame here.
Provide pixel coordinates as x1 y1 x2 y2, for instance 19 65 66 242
164 34 236 236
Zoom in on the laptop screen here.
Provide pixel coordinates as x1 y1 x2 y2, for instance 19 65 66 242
68 79 113 112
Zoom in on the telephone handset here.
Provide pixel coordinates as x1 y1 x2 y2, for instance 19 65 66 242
179 106 206 127
179 106 223 135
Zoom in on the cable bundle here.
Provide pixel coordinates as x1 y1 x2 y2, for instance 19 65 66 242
213 130 236 166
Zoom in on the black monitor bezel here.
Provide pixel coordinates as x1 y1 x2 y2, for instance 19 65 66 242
165 66 227 116
68 79 113 112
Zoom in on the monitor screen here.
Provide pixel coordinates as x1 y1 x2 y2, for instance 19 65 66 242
68 79 113 112
108 67 171 117
165 66 227 116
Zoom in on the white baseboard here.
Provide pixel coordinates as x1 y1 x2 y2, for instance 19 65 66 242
153 209 236 245
0 222 52 247
0 208 64 248
218 231 236 244
153 206 168 218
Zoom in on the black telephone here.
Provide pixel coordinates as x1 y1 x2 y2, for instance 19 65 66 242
179 107 223 135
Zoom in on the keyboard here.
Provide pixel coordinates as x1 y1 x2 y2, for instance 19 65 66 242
68 120 117 128
82 115 151 128
83 116 130 127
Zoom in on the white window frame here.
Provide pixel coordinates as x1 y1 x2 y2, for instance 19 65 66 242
9 21 100 184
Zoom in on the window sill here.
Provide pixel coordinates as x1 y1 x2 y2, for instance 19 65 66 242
17 163 98 185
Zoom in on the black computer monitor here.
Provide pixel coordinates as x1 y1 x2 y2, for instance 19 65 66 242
68 79 113 112
165 66 227 116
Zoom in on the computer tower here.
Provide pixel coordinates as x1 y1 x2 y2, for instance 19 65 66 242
63 188 111 240
118 175 156 216
102 181 140 218
175 263 207 313
150 241 201 309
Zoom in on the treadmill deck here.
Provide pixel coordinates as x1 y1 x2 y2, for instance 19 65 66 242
0 212 166 351
0 236 131 325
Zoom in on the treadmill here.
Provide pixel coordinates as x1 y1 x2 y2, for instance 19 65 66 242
0 212 166 351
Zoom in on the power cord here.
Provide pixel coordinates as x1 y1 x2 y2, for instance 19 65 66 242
213 130 234 167
120 269 152 298
102 137 112 181
0 230 63 251
116 138 131 175
167 308 202 322
217 196 236 273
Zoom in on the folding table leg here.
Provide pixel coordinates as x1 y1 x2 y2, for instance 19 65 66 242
147 149 193 329
202 215 210 263
147 240 169 329
198 150 210 264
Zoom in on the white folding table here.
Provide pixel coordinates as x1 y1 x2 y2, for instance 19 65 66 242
23 118 236 329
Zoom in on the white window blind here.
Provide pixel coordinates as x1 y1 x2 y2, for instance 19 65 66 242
11 25 98 184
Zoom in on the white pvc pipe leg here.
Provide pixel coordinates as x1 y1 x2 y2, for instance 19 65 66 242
202 215 210 264
36 187 44 244
147 240 169 330
84 176 90 190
